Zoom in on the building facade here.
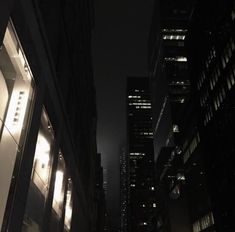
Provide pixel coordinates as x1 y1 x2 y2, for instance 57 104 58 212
0 0 101 231
149 0 235 231
148 0 195 231
120 147 129 232
126 77 156 232
186 0 235 231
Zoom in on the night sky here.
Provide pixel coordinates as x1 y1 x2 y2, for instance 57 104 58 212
92 0 154 227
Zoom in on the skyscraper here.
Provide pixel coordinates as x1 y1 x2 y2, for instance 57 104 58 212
126 77 156 232
186 0 235 230
148 0 195 231
120 147 129 232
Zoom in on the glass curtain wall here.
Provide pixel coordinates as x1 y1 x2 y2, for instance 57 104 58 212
0 21 35 228
23 110 54 231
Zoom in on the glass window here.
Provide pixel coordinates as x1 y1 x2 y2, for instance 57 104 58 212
23 110 54 231
0 21 35 228
50 153 66 231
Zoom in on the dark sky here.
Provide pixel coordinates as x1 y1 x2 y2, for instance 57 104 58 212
92 0 154 227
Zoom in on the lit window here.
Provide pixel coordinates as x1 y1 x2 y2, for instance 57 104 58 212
227 77 232 90
165 56 187 62
222 56 226 68
52 154 66 217
153 203 157 208
162 28 187 33
163 35 185 40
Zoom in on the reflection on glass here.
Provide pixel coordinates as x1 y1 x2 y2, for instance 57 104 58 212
23 110 54 231
52 154 65 217
64 179 73 231
0 21 34 229
31 130 52 196
50 154 66 231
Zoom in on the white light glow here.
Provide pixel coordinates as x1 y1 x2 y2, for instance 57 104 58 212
64 188 73 230
54 170 64 204
165 56 187 62
163 35 185 40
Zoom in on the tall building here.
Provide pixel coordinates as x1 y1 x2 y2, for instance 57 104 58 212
126 77 156 232
0 0 102 231
120 147 129 232
149 0 235 231
148 0 195 231
185 0 235 231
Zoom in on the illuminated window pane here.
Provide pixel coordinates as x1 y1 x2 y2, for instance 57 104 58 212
52 155 66 217
23 110 54 231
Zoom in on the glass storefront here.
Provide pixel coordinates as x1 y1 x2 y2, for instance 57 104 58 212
0 22 35 228
23 110 54 231
0 21 74 232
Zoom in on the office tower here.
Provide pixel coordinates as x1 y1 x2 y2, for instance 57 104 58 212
0 0 100 231
186 0 235 231
148 0 195 231
126 77 156 232
120 147 129 232
149 0 194 162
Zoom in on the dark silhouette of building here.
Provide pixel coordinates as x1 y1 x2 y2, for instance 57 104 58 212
185 0 235 231
149 0 235 232
126 77 156 232
0 0 104 231
148 0 195 231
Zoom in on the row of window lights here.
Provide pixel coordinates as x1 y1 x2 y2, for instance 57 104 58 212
172 98 185 104
141 203 157 208
128 95 141 99
209 67 220 90
227 65 235 90
200 89 209 107
170 80 190 86
212 87 227 116
193 212 214 232
204 106 213 126
134 89 145 93
183 133 200 164
198 66 221 91
163 35 185 40
205 47 216 69
197 72 206 90
129 103 151 106
222 37 235 69
164 56 187 62
135 106 151 109
129 99 151 103
162 28 188 33
130 152 145 156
